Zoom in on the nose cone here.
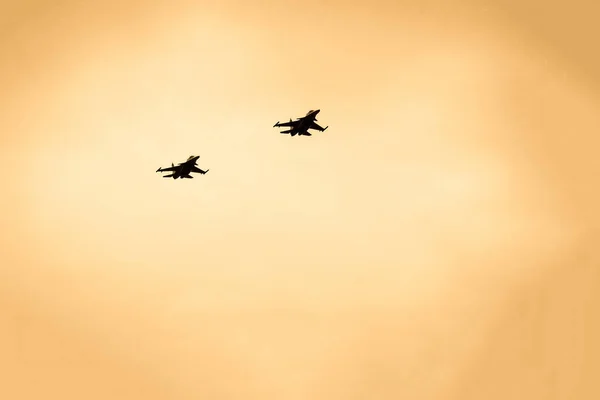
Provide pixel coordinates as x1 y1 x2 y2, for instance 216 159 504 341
314 109 320 114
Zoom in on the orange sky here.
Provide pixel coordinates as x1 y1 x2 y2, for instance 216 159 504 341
1 1 599 399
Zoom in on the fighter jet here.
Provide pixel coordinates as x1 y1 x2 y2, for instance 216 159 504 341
156 155 209 179
273 109 328 137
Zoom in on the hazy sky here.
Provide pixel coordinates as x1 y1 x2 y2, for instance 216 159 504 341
1 1 599 399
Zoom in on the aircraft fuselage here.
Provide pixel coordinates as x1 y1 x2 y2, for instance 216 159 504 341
295 112 318 135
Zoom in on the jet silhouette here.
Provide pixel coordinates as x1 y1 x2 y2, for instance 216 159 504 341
156 155 209 179
273 109 328 137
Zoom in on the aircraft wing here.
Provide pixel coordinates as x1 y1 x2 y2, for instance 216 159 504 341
191 166 208 174
310 122 327 131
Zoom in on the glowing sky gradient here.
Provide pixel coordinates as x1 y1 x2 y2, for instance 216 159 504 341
1 1 599 399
